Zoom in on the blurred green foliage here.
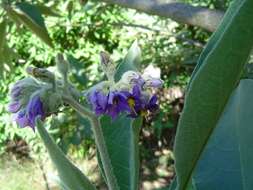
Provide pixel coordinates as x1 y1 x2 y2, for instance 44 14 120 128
0 0 229 157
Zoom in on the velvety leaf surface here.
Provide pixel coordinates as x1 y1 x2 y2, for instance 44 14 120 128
188 0 243 86
36 119 96 190
194 79 253 190
174 0 253 189
98 115 142 190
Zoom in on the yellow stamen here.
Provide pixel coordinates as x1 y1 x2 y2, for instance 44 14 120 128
127 98 135 109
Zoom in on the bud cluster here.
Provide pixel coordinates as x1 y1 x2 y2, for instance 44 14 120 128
8 71 62 130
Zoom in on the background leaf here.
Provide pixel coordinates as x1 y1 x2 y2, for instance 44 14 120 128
194 79 253 190
11 2 53 47
174 0 253 189
36 119 96 190
0 19 6 51
35 4 60 17
115 40 141 81
98 115 142 190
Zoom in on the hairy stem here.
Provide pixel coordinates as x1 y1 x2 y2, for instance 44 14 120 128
62 96 119 190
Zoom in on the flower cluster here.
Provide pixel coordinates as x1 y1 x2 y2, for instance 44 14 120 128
8 77 62 130
87 70 163 119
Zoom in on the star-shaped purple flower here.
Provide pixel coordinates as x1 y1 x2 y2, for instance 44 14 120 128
106 91 130 119
123 85 159 118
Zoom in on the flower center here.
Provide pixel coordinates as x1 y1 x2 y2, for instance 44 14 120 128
127 98 135 109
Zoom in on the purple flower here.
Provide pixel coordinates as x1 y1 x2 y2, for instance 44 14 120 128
122 85 143 117
11 95 45 129
26 95 45 128
88 90 108 115
144 78 163 88
123 85 159 118
131 75 145 87
14 110 29 128
146 95 159 112
106 91 130 119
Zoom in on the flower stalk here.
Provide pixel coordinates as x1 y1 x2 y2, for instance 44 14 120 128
62 95 119 190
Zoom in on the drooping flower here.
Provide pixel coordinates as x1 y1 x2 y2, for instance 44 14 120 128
26 95 45 128
11 95 45 130
8 77 62 130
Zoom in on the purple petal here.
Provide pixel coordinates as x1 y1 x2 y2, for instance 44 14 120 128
131 76 145 87
97 91 108 109
145 78 163 88
87 90 108 116
147 95 159 112
149 95 158 105
14 110 29 128
132 85 141 97
108 91 115 105
26 96 45 127
8 102 21 113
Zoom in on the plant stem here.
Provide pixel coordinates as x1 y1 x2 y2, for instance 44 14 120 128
62 96 119 190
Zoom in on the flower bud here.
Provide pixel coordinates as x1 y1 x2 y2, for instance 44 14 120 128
100 51 116 82
143 76 163 88
26 66 55 84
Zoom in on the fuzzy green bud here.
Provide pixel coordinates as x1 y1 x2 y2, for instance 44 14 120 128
26 66 55 85
100 51 116 83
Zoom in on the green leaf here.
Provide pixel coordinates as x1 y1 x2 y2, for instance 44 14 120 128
35 4 61 17
154 178 197 190
0 19 6 51
5 5 22 26
174 0 253 189
188 0 243 87
194 79 253 190
98 115 142 190
36 119 96 190
11 2 53 47
115 40 141 81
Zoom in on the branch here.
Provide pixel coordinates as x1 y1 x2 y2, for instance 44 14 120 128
101 0 225 32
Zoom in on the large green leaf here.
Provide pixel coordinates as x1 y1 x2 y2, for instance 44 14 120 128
174 0 253 189
36 119 96 190
10 2 53 47
98 115 142 190
188 0 243 86
194 79 253 190
115 40 141 81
